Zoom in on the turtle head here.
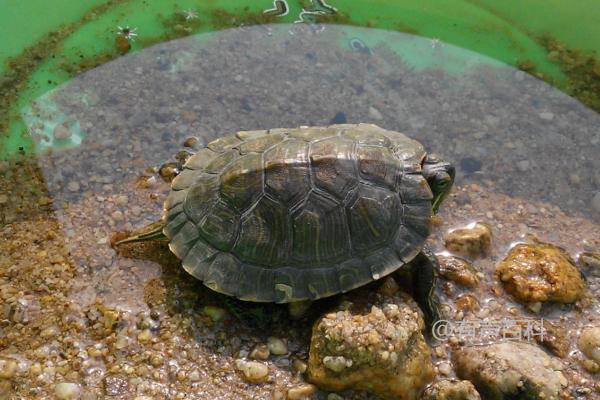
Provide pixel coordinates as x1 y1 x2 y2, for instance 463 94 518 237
422 154 455 214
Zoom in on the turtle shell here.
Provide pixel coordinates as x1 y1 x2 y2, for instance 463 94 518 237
163 123 433 303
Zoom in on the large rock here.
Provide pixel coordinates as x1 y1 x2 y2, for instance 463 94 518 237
307 293 434 400
452 341 568 400
495 242 585 304
422 379 482 400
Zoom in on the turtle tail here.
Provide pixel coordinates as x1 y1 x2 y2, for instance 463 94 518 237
112 220 167 246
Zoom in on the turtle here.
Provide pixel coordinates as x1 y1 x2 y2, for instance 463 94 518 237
114 123 454 323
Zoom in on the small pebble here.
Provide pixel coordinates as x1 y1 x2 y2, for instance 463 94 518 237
53 124 72 140
527 302 542 313
40 326 58 338
323 356 351 372
175 150 193 165
568 173 581 186
292 358 308 373
327 394 344 400
38 196 52 206
183 137 199 148
444 222 492 257
516 160 530 172
249 344 270 360
267 337 288 355
138 329 152 342
582 359 599 373
54 382 81 400
115 195 128 206
140 176 157 188
579 252 600 274
150 354 164 367
235 360 269 384
438 362 452 376
539 112 554 120
377 276 400 296
67 181 80 192
159 163 179 182
0 194 7 205
111 210 124 222
0 358 17 379
287 384 317 399
189 369 201 381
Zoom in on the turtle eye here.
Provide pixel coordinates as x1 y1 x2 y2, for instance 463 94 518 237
435 173 451 190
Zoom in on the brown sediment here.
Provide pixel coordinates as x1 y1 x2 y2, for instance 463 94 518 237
210 7 277 30
538 35 600 113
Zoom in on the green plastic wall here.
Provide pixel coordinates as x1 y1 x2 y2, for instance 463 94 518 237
1 0 598 159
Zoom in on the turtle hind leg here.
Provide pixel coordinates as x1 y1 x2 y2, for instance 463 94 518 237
409 247 442 327
111 220 167 247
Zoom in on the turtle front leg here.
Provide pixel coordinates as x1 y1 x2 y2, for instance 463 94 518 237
409 247 442 326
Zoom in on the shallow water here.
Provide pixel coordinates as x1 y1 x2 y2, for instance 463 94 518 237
1 24 599 399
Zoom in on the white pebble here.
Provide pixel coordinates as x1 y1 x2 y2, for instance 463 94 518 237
539 112 554 120
142 176 157 188
188 369 201 382
235 360 269 383
267 337 288 355
111 210 124 221
54 382 81 399
438 362 452 376
323 355 351 372
67 181 80 192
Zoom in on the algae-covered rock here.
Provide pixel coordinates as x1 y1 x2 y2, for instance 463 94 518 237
307 293 434 400
495 242 585 304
